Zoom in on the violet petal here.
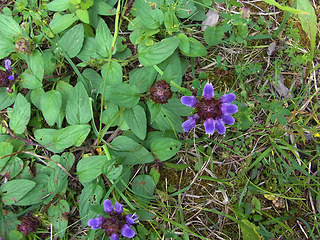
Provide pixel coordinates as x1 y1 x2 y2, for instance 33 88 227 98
215 119 226 134
114 202 123 214
126 214 138 225
110 233 119 240
182 115 198 132
221 104 238 114
204 118 215 135
8 75 14 80
4 59 11 70
220 93 236 103
87 216 103 229
121 224 135 238
181 96 197 108
103 199 113 214
202 83 214 100
222 115 235 125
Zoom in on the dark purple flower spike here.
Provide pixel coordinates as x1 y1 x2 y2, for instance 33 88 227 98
88 199 138 239
181 83 238 135
17 213 41 236
149 80 173 104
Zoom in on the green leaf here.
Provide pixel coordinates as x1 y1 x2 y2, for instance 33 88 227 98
0 14 22 38
151 105 183 132
20 69 42 89
0 142 13 170
1 156 23 179
47 156 68 194
82 68 104 93
105 83 140 108
176 33 190 53
263 0 307 14
0 212 19 240
132 175 155 201
146 100 161 123
103 163 123 181
27 50 44 82
8 230 23 240
149 168 160 185
110 136 154 165
15 174 49 206
239 220 262 240
9 93 31 134
80 0 93 9
138 37 180 66
76 37 101 62
180 37 207 57
70 0 81 4
56 80 73 111
59 24 84 58
47 0 73 11
79 183 104 227
48 200 70 238
124 105 147 140
34 129 62 153
43 49 56 75
176 0 197 18
157 50 182 86
95 18 114 57
40 90 62 126
164 12 180 34
66 82 92 125
49 13 79 34
100 60 122 86
204 25 229 46
76 9 89 24
1 179 36 205
53 124 91 150
129 67 157 93
0 87 16 111
101 103 119 125
296 0 317 54
96 0 115 15
235 106 253 130
164 98 193 116
77 155 109 183
150 138 181 161
135 0 164 29
30 88 45 109
0 37 15 59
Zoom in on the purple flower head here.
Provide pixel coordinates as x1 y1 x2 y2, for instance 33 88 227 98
180 83 238 135
0 59 16 90
17 213 41 236
149 80 173 104
87 199 138 239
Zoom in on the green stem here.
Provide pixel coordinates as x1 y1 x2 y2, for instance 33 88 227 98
97 0 122 145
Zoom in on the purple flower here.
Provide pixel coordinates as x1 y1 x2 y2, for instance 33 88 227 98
0 59 16 90
181 83 238 135
17 213 41 236
88 199 138 239
149 80 173 104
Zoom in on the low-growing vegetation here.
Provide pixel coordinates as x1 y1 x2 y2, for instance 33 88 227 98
0 0 319 239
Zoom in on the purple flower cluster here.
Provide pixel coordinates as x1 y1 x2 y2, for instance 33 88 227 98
181 83 238 135
88 199 138 240
17 213 41 236
0 59 16 92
